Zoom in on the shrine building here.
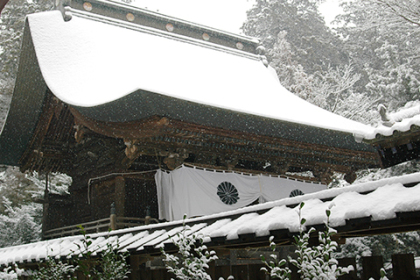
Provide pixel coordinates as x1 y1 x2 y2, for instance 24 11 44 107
0 0 382 237
2 1 420 279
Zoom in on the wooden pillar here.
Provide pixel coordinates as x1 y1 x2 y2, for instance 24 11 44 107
42 173 50 238
215 265 231 280
392 253 417 280
362 256 383 280
110 202 117 230
248 264 266 280
128 255 153 280
338 257 358 280
115 176 126 218
231 265 247 280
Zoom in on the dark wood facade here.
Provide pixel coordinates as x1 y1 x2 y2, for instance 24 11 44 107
20 90 380 235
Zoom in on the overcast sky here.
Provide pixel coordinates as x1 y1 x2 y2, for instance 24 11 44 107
133 0 342 34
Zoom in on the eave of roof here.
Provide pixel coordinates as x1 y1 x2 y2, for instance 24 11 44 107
1 172 420 266
0 21 47 166
362 103 420 143
28 10 373 136
359 104 420 167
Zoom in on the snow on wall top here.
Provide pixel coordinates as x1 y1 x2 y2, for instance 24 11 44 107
27 10 373 136
363 102 420 140
1 172 420 266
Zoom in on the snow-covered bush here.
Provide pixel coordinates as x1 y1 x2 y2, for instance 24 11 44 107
261 236 291 279
74 226 130 280
161 217 218 280
262 202 353 279
96 241 130 280
24 227 130 280
0 265 24 280
29 255 76 280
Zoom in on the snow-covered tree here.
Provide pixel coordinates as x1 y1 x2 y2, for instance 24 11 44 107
0 166 71 247
243 0 348 74
336 0 420 112
242 0 378 123
0 0 53 95
0 198 42 247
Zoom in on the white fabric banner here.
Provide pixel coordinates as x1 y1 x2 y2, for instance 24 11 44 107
155 166 326 221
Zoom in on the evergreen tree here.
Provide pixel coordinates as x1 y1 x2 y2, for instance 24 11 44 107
0 166 71 247
0 198 42 247
336 0 420 111
0 0 53 95
242 0 348 74
242 0 378 123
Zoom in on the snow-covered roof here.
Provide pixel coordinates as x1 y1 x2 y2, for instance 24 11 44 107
0 1 379 167
1 172 420 266
362 102 420 141
27 8 372 136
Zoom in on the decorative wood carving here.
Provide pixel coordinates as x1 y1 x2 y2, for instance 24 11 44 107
220 157 238 170
313 166 333 185
74 124 90 143
162 149 189 170
124 139 141 160
272 162 290 174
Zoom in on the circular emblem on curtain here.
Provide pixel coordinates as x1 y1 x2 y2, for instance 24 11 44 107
217 181 239 205
290 189 304 197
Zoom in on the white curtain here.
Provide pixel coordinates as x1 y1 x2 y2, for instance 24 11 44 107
155 166 326 221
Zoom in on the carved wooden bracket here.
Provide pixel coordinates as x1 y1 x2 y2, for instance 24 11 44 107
74 124 90 144
313 166 333 185
221 157 238 170
162 149 189 170
272 162 290 174
124 139 141 160
52 97 64 120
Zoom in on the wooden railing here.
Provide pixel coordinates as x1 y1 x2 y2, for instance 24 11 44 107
43 216 159 240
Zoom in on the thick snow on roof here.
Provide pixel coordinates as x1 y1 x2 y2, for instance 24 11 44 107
27 11 373 136
1 172 420 266
363 102 420 140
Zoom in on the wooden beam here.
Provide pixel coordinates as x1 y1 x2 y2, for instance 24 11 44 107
70 107 169 139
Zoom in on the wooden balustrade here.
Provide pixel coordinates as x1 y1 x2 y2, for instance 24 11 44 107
43 216 159 239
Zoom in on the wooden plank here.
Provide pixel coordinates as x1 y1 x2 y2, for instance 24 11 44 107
362 256 383 280
338 257 358 280
392 253 418 280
